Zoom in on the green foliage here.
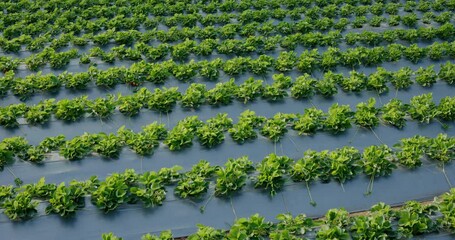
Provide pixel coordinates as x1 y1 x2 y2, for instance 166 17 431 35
46 183 85 217
148 87 181 113
86 95 116 119
407 93 439 124
415 66 437 87
60 134 94 161
329 147 361 184
181 83 207 109
324 104 353 134
254 153 292 196
292 107 325 135
227 214 272 239
130 171 166 208
175 160 215 199
2 192 38 221
235 78 263 104
391 67 413 90
93 134 123 159
438 96 455 121
291 74 316 99
92 172 130 213
354 98 379 128
394 135 429 169
381 99 407 129
215 156 253 197
206 79 237 106
55 96 87 122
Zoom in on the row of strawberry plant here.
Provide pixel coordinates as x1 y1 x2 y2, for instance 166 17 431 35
103 188 455 240
1 137 453 222
1 94 453 165
1 42 455 96
1 67 453 127
3 0 453 40
3 20 455 66
3 15 454 55
78 25 455 63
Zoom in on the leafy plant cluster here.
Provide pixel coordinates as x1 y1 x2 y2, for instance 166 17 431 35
1 96 454 165
1 0 454 53
102 188 455 239
2 68 455 128
2 134 453 218
5 22 454 67
2 144 454 223
3 38 455 82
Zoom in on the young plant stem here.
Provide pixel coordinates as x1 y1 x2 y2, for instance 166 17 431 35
441 163 453 188
305 181 316 206
230 197 238 219
200 192 215 213
365 175 375 196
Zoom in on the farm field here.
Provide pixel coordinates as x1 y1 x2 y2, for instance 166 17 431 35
0 0 454 239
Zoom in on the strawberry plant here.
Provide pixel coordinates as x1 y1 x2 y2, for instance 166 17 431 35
324 104 353 134
91 173 129 213
223 57 249 76
404 44 427 64
60 134 94 161
394 135 429 169
130 171 166 208
415 65 437 87
439 61 455 85
292 107 325 135
396 201 438 239
2 192 38 221
0 104 26 128
328 146 361 186
275 51 297 72
86 95 116 119
316 73 338 97
93 134 123 159
391 67 413 90
45 183 85 217
291 74 316 99
165 116 202 151
254 153 292 196
425 133 455 164
351 203 395 239
181 83 207 109
354 98 379 128
38 135 66 153
290 150 327 206
438 96 455 121
407 93 439 124
249 55 274 76
367 67 390 94
360 145 397 194
206 79 237 106
215 156 253 197
227 214 272 239
297 49 319 74
235 77 263 104
199 59 222 81
196 123 225 148
175 160 215 199
55 96 87 122
261 113 295 143
117 94 142 117
148 87 181 113
340 70 366 92
381 99 407 129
